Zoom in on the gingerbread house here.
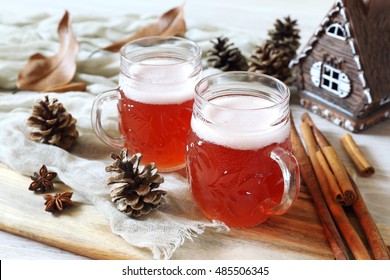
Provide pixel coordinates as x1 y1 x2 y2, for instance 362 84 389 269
291 0 390 132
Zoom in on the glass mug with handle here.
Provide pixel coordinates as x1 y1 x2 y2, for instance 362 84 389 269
91 36 202 172
186 72 300 228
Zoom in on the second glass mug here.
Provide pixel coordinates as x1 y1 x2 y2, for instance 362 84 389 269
186 72 300 228
91 36 202 172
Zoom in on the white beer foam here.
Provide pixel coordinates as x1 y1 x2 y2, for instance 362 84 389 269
191 95 290 150
119 57 198 105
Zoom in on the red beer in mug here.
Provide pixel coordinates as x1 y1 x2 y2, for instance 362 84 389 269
117 88 194 171
92 37 202 171
186 72 300 227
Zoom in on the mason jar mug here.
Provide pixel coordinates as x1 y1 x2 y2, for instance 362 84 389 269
91 36 202 172
186 72 300 227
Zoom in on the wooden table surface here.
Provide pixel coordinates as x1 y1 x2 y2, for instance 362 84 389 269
2 0 389 260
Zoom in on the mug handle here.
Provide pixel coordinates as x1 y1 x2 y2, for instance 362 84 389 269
268 146 300 215
91 89 125 148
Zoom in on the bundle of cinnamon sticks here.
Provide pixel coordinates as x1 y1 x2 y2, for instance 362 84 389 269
291 112 390 260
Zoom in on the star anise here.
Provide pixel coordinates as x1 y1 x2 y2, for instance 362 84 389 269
29 165 57 192
44 192 74 213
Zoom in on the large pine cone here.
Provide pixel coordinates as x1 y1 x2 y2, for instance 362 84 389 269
207 36 248 71
268 16 300 53
27 96 78 150
106 149 167 218
248 41 294 85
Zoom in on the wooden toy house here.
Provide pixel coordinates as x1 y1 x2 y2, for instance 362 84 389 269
290 0 390 132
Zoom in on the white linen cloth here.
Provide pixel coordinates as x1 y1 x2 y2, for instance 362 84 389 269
0 11 259 259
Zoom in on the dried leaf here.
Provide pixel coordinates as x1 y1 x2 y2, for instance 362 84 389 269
102 6 186 52
42 82 87 93
17 11 79 91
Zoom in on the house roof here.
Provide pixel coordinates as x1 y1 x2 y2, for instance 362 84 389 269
291 0 390 105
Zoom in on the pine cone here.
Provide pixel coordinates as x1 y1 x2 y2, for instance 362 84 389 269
248 41 294 85
268 16 300 54
106 149 166 218
207 36 248 71
27 96 78 150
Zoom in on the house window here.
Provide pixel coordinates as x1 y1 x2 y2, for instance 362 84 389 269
325 23 346 40
321 65 342 94
310 62 351 98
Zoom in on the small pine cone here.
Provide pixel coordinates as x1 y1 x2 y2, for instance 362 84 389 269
106 149 167 218
27 96 78 150
268 16 301 53
207 36 248 71
248 41 295 85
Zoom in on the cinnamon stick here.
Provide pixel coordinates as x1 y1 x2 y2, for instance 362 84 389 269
316 150 345 205
291 117 349 260
302 113 356 206
340 133 375 177
321 146 356 205
300 122 371 260
349 175 390 259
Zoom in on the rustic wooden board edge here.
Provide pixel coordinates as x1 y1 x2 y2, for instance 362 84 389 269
1 162 334 260
0 163 152 260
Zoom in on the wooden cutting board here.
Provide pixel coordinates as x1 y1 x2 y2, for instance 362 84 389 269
0 162 388 260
